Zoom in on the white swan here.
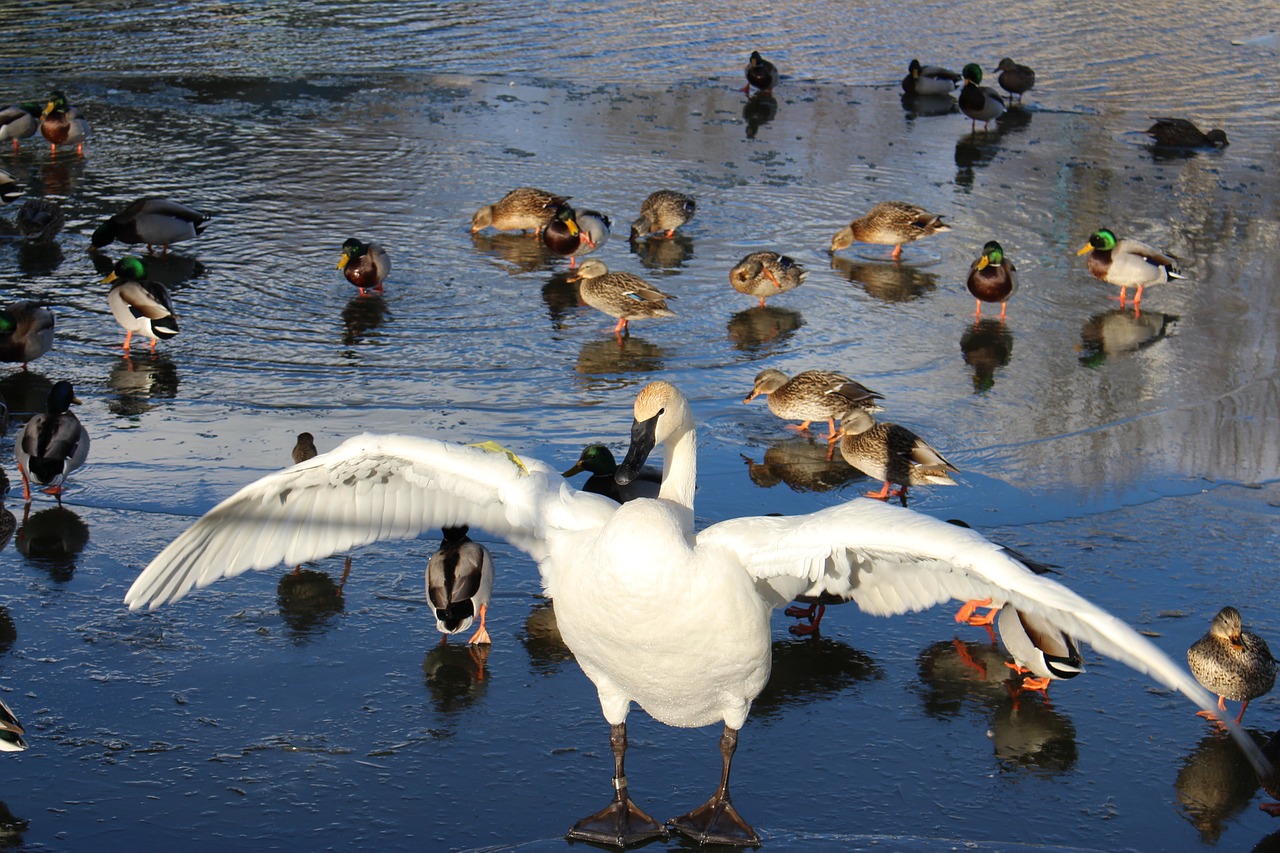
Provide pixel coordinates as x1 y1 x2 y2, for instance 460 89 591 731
125 380 1269 848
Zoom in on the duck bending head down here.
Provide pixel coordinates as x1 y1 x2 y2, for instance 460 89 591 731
124 380 1270 848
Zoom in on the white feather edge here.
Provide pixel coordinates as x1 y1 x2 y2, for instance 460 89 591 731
124 432 1271 776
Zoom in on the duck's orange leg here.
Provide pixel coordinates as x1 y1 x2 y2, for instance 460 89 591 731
785 420 814 433
891 244 903 261
955 598 998 626
1196 695 1229 722
18 462 31 503
122 330 134 352
999 302 1008 322
974 299 983 319
468 603 491 646
864 481 893 500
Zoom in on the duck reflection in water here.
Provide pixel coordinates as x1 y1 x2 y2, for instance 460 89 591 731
742 91 777 139
960 318 1013 393
829 255 938 303
1175 729 1266 842
341 293 388 346
0 499 15 552
575 336 666 375
16 503 89 582
277 565 347 636
0 800 28 843
748 636 882 720
741 435 864 494
726 304 804 353
471 229 557 274
541 269 581 326
917 637 1079 773
628 231 694 270
521 599 575 674
1079 309 1177 366
422 640 491 712
900 92 958 119
107 351 180 417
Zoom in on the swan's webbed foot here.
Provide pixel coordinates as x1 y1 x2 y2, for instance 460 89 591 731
667 794 760 847
567 788 666 847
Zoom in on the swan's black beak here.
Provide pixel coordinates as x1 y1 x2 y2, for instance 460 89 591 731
617 412 659 485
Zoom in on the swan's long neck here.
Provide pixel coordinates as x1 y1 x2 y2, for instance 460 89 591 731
659 421 697 529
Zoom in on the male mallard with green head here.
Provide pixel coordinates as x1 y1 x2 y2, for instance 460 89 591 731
901 59 961 95
337 238 390 295
16 380 89 504
966 240 1017 320
742 51 779 93
958 64 1005 130
103 255 179 353
1076 228 1181 310
39 90 88 155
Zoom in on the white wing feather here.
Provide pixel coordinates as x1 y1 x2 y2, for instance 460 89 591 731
124 434 615 611
698 499 1271 775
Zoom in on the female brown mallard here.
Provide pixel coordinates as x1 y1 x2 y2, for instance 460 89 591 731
744 368 883 442
0 301 55 366
729 251 806 307
1188 606 1277 724
471 187 569 235
39 90 88 155
901 59 961 96
1076 228 1181 309
629 190 696 240
1144 117 1229 148
829 201 950 261
337 238 390 295
995 58 1035 103
837 408 958 503
567 258 676 336
741 51 779 93
966 240 1017 320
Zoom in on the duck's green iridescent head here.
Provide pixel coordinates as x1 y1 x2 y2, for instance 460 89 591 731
564 444 618 477
962 63 983 85
338 237 368 269
47 379 80 414
43 90 68 116
980 240 1004 266
1089 229 1117 251
0 309 15 334
103 255 147 284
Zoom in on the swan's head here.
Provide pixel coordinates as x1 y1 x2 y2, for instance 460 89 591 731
616 381 688 485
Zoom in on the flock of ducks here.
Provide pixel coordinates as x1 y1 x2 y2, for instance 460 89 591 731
0 55 1264 848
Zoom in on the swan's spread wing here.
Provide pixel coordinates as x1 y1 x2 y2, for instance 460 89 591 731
698 499 1270 775
125 434 614 611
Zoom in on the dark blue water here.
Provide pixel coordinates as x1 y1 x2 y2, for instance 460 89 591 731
1 1 1279 850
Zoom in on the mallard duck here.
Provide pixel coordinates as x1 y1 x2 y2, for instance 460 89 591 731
1144 117 1229 148
103 255 179 353
292 432 319 465
997 603 1085 692
0 102 40 151
741 51 779 93
629 190 696 240
471 187 568 235
1076 228 1182 309
125 380 1273 845
426 526 494 646
0 169 20 205
837 408 958 503
337 238 389 295
0 696 26 752
562 443 661 503
729 251 806 307
16 380 89 504
958 64 1006 130
0 301 55 366
39 90 88 155
1188 606 1277 724
91 197 211 254
995 58 1036 103
15 197 64 242
966 240 1017 320
829 201 951 261
567 259 676 336
901 59 961 96
744 368 884 442
544 205 611 267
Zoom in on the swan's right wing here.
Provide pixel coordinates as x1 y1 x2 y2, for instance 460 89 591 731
125 433 615 611
698 499 1270 776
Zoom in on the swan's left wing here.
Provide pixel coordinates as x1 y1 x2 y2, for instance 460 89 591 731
697 499 1270 775
125 433 614 611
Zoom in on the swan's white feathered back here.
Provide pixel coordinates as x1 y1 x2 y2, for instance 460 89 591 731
125 434 615 610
